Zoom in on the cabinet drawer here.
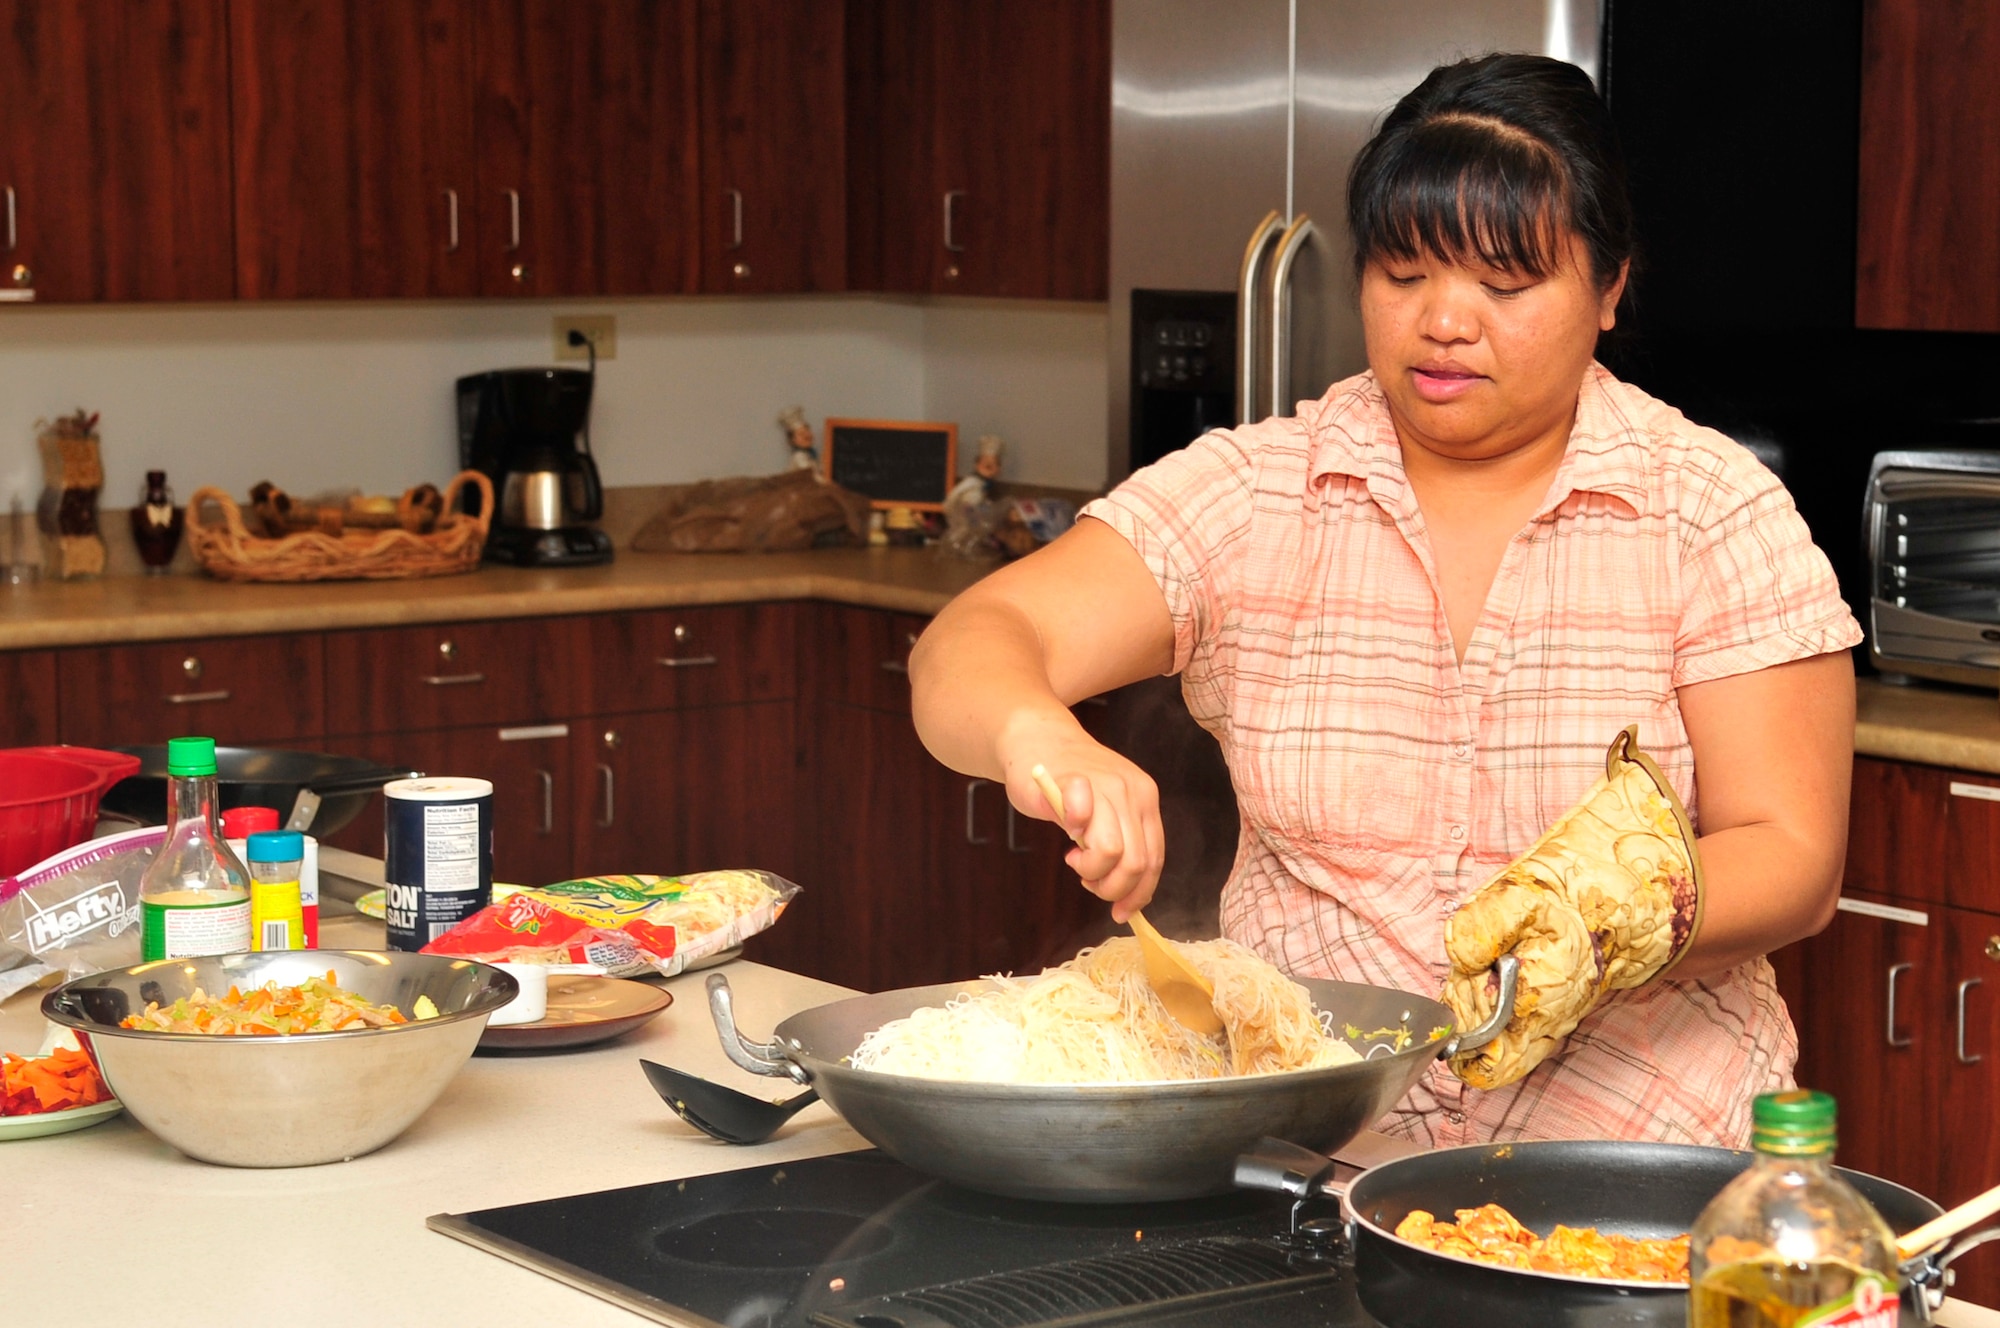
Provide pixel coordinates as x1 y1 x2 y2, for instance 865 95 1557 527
1847 756 2000 910
56 635 323 747
808 603 927 713
572 603 797 715
324 619 574 735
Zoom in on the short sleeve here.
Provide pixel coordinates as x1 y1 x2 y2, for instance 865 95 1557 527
1673 448 1863 688
1078 428 1261 675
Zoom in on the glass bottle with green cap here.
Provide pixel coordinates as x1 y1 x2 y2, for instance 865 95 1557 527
137 736 252 961
1689 1089 1900 1328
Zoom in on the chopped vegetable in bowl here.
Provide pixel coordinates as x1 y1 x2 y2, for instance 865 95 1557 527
118 971 440 1036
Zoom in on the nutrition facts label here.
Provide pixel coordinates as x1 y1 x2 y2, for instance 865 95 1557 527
424 803 482 891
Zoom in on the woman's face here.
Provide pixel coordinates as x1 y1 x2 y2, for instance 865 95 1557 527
1359 233 1624 464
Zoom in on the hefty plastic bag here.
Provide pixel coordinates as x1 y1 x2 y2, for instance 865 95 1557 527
420 870 799 977
0 825 163 1004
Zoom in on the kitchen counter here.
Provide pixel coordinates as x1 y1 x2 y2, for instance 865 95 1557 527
1856 677 2000 775
0 911 871 1327
0 546 991 650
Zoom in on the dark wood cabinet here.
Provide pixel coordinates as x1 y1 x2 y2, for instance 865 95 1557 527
55 634 324 747
0 0 235 303
1938 915 2000 1303
1856 0 2000 331
847 0 1109 300
572 603 797 716
323 619 573 736
472 0 699 296
230 0 478 299
0 650 57 747
695 0 845 294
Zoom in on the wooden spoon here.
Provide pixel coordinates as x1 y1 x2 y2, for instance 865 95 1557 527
1028 763 1225 1037
1897 1178 2000 1261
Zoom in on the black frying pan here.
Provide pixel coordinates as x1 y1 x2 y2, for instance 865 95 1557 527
1239 1137 1950 1327
100 745 419 839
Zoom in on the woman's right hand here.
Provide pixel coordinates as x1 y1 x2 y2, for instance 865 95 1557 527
1002 738 1165 922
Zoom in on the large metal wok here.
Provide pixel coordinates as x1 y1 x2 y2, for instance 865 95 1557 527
100 745 418 839
705 957 1520 1203
1236 1136 1992 1326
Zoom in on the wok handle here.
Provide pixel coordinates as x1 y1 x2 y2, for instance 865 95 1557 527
1441 955 1520 1060
706 972 811 1086
1233 1136 1346 1200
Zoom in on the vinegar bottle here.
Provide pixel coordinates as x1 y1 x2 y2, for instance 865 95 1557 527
1688 1090 1901 1328
139 736 252 960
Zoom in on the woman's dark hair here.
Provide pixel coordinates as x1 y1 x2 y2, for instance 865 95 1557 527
1347 54 1634 306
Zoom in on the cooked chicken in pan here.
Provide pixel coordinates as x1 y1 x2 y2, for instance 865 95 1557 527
1394 1203 1690 1283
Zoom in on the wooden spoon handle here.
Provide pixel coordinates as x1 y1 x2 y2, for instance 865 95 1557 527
1898 1179 2000 1260
1028 763 1082 845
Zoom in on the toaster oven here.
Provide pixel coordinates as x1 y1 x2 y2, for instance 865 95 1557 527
1865 450 2000 688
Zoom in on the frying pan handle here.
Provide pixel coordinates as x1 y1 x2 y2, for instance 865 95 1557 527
1440 955 1520 1060
706 973 812 1086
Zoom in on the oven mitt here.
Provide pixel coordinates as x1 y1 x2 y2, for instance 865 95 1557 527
1442 726 1704 1090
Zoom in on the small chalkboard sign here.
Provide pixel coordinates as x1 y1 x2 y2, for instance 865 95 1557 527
823 419 958 511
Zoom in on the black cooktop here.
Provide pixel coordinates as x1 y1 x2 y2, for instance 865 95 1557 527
429 1150 1379 1328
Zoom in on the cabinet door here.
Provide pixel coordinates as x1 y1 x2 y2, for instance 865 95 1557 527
324 619 573 736
0 0 234 302
571 701 799 883
473 0 699 296
56 635 325 747
230 0 477 298
324 724 574 888
1939 913 2000 1307
931 0 1109 299
1845 757 2000 912
0 651 57 747
841 0 934 293
572 603 797 716
695 0 845 294
1778 893 1940 1198
1856 0 2000 331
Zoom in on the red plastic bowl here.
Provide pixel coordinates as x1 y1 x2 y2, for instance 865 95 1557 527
0 747 144 879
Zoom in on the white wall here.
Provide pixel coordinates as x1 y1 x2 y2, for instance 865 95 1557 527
0 294 1110 511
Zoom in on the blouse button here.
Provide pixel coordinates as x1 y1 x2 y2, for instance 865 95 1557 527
1451 741 1471 760
1447 824 1466 842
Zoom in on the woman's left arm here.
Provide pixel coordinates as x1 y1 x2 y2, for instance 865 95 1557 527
1671 650 1856 980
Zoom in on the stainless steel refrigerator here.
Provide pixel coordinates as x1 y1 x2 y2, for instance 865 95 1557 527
1109 0 1601 480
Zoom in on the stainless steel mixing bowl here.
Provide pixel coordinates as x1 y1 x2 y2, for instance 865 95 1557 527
41 950 517 1168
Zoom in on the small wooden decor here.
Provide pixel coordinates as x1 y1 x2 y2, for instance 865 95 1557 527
184 471 493 583
37 409 107 580
822 419 958 511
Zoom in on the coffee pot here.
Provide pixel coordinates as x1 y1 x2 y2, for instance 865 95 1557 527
457 367 613 567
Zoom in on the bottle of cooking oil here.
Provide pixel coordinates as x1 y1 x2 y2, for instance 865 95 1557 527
1688 1089 1900 1328
138 736 252 960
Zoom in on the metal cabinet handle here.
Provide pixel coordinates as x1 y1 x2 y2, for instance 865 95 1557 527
165 689 231 705
1887 962 1914 1048
1267 213 1316 421
444 188 460 253
1960 978 1985 1065
597 762 615 828
943 190 966 252
504 188 521 252
965 778 992 845
4 185 14 251
537 769 554 835
1235 210 1284 425
727 187 744 249
422 672 486 686
1006 803 1032 853
879 659 909 675
656 655 718 670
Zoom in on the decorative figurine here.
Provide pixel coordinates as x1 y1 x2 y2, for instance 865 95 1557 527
36 408 106 580
130 469 184 573
940 434 1005 558
778 405 819 472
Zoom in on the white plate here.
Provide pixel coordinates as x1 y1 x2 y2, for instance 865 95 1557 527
0 1097 123 1141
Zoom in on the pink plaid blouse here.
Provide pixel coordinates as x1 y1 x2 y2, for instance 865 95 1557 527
1080 364 1861 1148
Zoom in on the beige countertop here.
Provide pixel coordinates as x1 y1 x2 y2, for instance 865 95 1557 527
0 546 993 650
1856 676 2000 775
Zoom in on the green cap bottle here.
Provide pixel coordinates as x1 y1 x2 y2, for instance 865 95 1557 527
1750 1088 1838 1157
166 735 219 778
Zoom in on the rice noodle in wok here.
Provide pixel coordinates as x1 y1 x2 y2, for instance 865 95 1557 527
848 936 1362 1083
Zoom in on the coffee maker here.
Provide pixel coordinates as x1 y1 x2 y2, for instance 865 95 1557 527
457 367 614 567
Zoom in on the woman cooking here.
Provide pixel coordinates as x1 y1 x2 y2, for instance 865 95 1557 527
909 54 1860 1149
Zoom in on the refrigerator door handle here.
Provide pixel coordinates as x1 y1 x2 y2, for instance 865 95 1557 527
1235 211 1286 425
1267 214 1316 421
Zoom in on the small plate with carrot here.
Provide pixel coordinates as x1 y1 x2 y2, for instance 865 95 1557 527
0 1044 121 1141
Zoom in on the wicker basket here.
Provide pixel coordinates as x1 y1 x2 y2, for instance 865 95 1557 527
186 471 494 583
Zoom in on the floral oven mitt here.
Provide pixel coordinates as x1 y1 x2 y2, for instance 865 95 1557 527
1442 726 1704 1090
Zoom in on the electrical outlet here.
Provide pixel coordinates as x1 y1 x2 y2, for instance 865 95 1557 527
554 314 616 361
